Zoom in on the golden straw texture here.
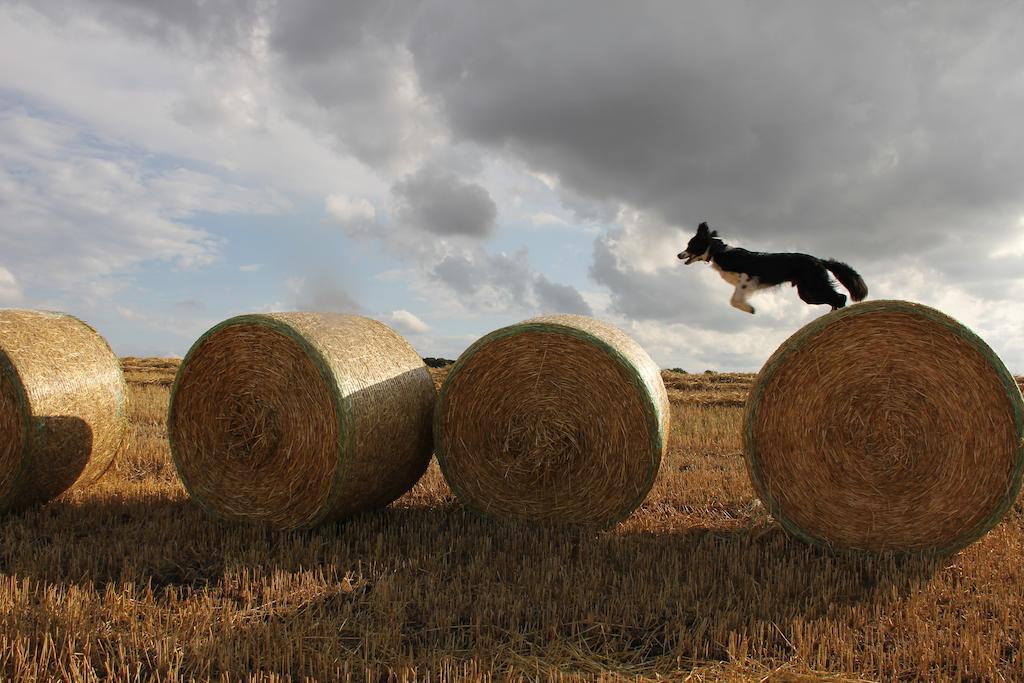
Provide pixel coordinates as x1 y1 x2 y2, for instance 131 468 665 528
168 313 435 529
0 309 128 512
435 314 670 526
744 300 1024 554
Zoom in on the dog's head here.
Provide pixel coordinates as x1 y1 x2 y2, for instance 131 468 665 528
678 222 718 264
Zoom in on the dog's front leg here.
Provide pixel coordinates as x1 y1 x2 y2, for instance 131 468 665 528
730 281 755 314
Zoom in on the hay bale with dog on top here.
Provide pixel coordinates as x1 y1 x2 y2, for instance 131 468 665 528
1 309 128 513
434 314 670 527
744 300 1024 554
168 312 435 529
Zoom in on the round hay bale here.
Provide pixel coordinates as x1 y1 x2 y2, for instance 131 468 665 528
435 314 670 526
1 309 128 513
744 300 1024 554
168 313 435 529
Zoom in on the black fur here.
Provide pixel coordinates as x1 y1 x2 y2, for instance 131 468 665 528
678 221 868 312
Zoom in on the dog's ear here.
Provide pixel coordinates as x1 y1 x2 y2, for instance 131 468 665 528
710 230 718 238
697 222 709 235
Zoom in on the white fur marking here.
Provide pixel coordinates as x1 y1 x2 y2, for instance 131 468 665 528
729 273 760 314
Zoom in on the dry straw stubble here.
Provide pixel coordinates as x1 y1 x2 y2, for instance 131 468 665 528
168 312 435 529
744 299 1024 554
435 314 670 526
0 309 128 512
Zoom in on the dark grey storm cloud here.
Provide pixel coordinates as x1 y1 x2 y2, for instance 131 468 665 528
393 165 498 237
19 0 265 54
289 273 362 313
433 254 478 293
45 0 1024 260
433 250 531 306
270 0 414 66
406 1 1024 259
433 249 592 315
265 1 435 169
34 0 1024 262
533 274 592 315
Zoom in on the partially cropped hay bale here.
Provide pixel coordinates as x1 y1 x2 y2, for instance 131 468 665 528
435 315 669 526
168 313 435 529
1 309 127 512
744 300 1024 554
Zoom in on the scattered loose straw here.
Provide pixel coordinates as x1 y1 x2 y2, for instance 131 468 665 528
435 315 670 527
168 313 435 529
1 309 127 512
744 300 1024 554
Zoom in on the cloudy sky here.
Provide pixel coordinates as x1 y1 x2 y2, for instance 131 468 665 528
2 1 1024 371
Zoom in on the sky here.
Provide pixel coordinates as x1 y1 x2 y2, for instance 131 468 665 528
2 0 1024 372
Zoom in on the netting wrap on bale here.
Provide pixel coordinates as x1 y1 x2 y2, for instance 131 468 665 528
744 300 1024 554
1 309 128 513
168 313 435 529
435 314 670 526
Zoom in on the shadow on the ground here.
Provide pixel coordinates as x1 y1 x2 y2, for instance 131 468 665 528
1 492 939 621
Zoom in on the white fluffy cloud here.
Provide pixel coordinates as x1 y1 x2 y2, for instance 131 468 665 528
0 266 22 303
326 194 377 224
392 165 498 237
386 309 431 334
0 3 385 199
0 110 257 295
284 274 362 313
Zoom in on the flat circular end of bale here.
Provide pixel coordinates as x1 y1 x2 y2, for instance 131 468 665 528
744 300 1024 554
1 309 128 512
168 313 435 529
435 315 669 526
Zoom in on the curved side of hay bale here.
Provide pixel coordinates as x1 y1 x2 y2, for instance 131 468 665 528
744 300 1024 554
0 309 128 512
435 314 670 527
168 312 435 529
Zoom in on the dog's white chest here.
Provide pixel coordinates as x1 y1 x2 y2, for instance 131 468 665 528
712 262 742 286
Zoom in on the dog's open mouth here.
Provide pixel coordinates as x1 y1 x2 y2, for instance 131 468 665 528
682 253 699 264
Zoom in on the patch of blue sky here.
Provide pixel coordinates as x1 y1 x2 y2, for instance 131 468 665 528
490 214 600 293
170 202 409 314
40 177 401 352
1 89 221 178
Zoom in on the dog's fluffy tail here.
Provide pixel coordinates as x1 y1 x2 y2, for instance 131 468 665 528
823 260 868 301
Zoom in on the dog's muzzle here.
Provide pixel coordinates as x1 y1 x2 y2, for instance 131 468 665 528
679 252 699 264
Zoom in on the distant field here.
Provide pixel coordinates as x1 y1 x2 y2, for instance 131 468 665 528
2 357 1024 680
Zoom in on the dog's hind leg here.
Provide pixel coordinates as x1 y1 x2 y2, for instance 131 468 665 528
796 278 846 310
730 275 756 314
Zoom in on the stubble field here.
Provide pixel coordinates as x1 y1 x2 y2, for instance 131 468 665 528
2 357 1024 681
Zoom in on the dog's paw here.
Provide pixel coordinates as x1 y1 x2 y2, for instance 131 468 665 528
730 300 756 314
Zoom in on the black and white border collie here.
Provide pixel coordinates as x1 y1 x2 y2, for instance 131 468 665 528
677 222 868 314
